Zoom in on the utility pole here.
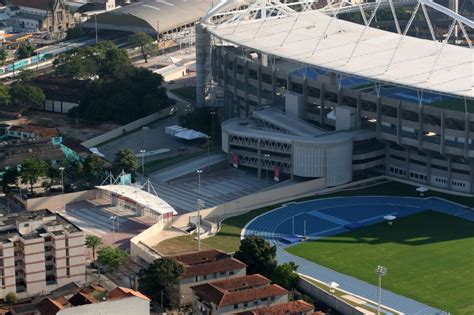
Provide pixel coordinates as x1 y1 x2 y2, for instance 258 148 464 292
196 169 203 251
95 14 98 43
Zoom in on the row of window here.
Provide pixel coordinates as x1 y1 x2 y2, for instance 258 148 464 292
233 296 276 309
194 270 235 282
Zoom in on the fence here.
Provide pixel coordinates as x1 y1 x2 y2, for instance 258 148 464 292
81 105 176 149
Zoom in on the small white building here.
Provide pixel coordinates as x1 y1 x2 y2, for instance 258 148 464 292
96 184 177 223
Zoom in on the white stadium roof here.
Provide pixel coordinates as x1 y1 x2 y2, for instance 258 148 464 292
97 185 177 216
207 10 473 98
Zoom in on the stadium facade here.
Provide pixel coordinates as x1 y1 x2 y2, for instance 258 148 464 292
198 1 474 193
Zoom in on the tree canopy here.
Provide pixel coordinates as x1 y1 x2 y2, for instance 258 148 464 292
83 155 106 184
235 236 300 290
2 167 19 194
0 85 11 105
234 236 277 278
16 43 35 59
138 257 184 309
0 48 7 66
85 235 103 260
72 67 172 124
20 157 48 193
97 246 128 273
10 84 45 108
113 149 139 176
129 32 154 63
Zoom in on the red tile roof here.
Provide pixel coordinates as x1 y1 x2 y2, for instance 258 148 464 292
36 298 65 315
182 258 246 279
108 287 151 302
173 249 229 265
68 291 99 306
172 249 247 279
191 274 288 307
9 124 60 138
235 300 314 315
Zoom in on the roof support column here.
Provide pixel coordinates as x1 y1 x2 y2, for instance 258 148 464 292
470 160 474 194
271 67 277 106
233 55 239 117
464 112 469 159
195 23 209 108
396 101 402 145
418 105 424 151
447 156 452 190
244 60 250 117
257 139 262 179
257 62 262 106
356 93 361 129
440 109 445 155
320 83 325 126
302 77 308 120
376 97 381 140
405 147 410 180
426 152 432 185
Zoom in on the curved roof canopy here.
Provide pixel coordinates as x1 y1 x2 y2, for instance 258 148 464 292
207 10 473 98
83 0 215 34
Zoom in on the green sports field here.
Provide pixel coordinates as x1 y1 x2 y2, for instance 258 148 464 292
286 211 474 314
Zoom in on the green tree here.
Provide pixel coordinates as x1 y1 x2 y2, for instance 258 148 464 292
11 84 45 108
0 85 11 105
0 48 7 66
17 69 36 82
234 236 277 278
129 32 154 63
47 164 61 186
138 257 184 309
20 157 48 193
5 292 17 305
99 46 131 78
2 168 19 194
73 160 84 179
85 235 103 260
16 43 35 59
270 262 300 290
97 246 128 273
66 25 86 40
74 67 171 124
113 149 139 175
83 155 105 183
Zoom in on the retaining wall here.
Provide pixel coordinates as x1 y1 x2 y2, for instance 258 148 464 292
25 190 98 211
81 105 176 149
297 278 365 315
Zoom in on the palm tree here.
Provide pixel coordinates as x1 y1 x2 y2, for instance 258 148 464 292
85 235 103 260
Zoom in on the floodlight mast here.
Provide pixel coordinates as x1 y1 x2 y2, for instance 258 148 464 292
375 265 387 315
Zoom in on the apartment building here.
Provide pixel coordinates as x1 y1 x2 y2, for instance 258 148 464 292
191 274 288 314
172 249 247 305
0 209 85 299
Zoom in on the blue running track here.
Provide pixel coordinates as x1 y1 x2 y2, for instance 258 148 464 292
242 196 471 315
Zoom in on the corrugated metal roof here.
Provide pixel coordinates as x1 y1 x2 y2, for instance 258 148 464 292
83 0 215 34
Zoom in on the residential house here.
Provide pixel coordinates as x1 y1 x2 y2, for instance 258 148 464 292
191 274 288 314
171 249 247 305
235 300 315 315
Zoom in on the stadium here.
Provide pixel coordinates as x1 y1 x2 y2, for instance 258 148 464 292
196 0 474 193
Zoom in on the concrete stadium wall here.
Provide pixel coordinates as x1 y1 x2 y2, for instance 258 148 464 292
130 220 165 264
172 177 326 229
25 190 98 211
297 278 364 315
81 105 176 149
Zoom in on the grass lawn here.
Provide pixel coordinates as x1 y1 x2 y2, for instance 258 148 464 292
158 180 474 255
170 86 196 103
287 211 474 314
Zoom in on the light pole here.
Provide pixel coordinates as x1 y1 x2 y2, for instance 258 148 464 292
109 215 118 244
142 126 148 149
206 136 211 158
263 154 270 183
196 169 203 251
59 167 65 213
210 111 216 148
375 265 387 315
140 149 146 176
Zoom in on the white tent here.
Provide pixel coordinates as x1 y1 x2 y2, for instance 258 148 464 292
175 129 208 140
